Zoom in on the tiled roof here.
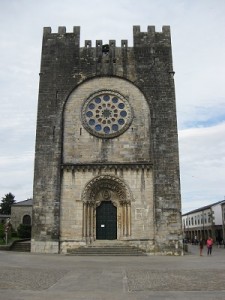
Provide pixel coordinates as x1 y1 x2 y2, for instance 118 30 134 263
12 199 33 206
182 200 225 216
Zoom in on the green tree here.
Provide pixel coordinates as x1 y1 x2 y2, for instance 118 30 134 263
0 193 16 214
17 224 31 238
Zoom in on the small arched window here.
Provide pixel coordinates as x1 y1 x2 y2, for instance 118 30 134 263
22 215 31 225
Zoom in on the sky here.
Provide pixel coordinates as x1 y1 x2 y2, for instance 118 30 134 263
0 0 224 213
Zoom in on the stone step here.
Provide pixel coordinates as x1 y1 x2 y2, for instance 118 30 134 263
10 241 31 252
67 245 147 256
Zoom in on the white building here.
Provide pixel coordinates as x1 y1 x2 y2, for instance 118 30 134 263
182 200 225 243
221 202 225 242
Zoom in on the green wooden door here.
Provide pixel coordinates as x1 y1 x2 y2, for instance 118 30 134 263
96 201 117 240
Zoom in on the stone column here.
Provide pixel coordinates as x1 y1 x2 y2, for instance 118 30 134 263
87 204 90 240
90 204 94 241
83 203 87 238
124 203 127 236
127 203 131 236
122 203 125 236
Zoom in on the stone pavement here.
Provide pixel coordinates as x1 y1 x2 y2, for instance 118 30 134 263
0 244 225 300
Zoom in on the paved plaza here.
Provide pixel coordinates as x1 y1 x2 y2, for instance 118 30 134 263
0 245 225 300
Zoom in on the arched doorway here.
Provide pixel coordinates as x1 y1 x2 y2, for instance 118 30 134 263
22 215 31 225
82 175 132 243
96 201 117 240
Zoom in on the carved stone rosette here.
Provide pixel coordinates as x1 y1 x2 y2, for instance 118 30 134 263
81 90 133 139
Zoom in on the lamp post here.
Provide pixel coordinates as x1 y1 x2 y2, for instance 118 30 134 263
208 210 213 241
4 218 11 245
202 211 205 242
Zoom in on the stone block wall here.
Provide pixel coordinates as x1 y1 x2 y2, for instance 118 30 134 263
59 167 154 253
32 25 182 254
11 205 32 231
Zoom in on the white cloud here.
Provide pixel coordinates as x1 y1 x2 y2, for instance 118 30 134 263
179 122 225 212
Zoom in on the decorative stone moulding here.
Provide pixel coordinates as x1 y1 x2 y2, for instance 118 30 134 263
81 90 133 138
81 174 132 205
61 162 152 172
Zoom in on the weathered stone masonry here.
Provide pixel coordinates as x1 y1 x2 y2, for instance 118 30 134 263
32 25 182 254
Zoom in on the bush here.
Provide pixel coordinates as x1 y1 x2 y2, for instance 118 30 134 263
11 229 18 238
17 224 31 239
0 223 5 240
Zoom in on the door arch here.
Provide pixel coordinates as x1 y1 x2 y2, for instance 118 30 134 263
22 214 31 225
81 174 132 243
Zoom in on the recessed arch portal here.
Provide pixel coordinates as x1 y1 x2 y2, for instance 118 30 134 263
81 175 132 242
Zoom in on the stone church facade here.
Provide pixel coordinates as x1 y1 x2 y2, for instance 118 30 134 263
31 25 182 254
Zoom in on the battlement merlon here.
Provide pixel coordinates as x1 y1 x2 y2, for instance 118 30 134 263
43 26 81 35
43 26 80 47
42 25 171 48
133 25 171 47
133 25 171 36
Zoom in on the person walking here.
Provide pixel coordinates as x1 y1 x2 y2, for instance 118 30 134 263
199 238 204 256
206 237 213 255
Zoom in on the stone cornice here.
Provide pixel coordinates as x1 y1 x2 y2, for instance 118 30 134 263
61 162 152 171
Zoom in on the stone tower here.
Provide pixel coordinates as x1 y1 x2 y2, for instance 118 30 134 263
31 25 182 254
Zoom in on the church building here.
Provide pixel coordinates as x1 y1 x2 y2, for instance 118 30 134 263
31 25 182 255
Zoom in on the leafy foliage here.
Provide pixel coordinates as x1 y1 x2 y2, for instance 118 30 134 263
17 224 31 238
0 193 16 214
0 223 4 240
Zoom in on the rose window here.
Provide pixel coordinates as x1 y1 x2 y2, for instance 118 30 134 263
82 91 133 138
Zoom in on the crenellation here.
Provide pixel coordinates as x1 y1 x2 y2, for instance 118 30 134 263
133 25 172 48
147 26 155 34
109 40 116 47
58 26 66 34
133 25 141 34
73 26 80 34
162 25 171 36
121 40 128 48
42 25 170 49
43 27 52 34
96 40 102 47
85 40 92 47
43 26 81 36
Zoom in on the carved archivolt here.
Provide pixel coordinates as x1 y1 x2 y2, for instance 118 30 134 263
82 174 132 241
82 174 132 207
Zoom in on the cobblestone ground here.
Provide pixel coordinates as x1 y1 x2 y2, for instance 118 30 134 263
0 267 68 290
1 266 224 292
0 245 224 300
126 269 225 291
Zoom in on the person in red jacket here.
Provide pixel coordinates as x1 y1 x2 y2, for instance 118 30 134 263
206 237 213 255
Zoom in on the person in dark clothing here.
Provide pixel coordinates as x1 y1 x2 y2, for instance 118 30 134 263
199 239 204 256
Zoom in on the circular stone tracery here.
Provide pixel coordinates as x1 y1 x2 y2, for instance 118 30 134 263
82 90 133 138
